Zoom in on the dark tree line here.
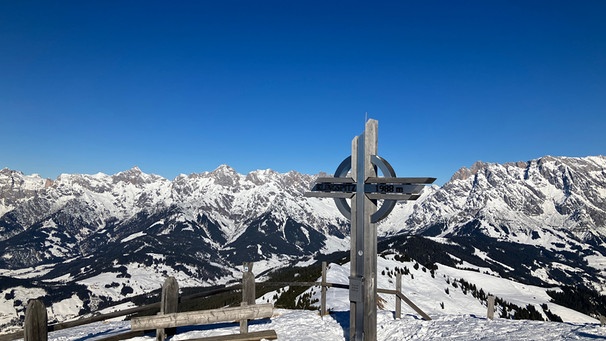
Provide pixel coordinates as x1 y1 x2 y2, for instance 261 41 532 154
547 285 606 318
449 278 563 322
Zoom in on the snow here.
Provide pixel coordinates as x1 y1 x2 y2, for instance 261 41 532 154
121 231 146 243
15 308 606 341
3 255 606 340
586 253 606 274
74 261 211 305
249 254 297 279
49 294 84 322
0 263 56 279
320 234 350 254
296 258 598 325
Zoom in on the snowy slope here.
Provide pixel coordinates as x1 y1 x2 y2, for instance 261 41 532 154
296 259 597 324
12 258 605 341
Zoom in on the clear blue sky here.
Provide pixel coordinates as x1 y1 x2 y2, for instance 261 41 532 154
1 1 605 185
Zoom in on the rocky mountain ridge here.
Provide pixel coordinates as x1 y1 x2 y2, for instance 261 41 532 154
1 155 606 328
0 165 349 266
402 156 606 242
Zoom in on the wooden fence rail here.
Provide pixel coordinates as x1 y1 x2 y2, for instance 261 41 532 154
131 303 274 331
0 285 241 341
1 261 434 341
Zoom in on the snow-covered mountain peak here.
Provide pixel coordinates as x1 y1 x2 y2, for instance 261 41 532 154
0 168 46 189
112 166 166 185
403 155 606 246
0 168 19 177
245 169 279 186
207 164 242 187
448 160 494 182
0 169 49 217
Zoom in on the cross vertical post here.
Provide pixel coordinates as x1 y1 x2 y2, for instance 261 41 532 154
350 120 379 341
304 118 435 341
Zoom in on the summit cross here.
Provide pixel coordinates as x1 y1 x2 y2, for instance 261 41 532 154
305 119 435 341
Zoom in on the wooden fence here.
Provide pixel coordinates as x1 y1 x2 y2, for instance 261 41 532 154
0 284 241 341
0 261 435 341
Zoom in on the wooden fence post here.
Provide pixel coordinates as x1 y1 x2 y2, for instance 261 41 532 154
242 262 255 305
157 277 179 341
395 273 402 319
321 262 327 316
241 262 255 333
240 302 249 333
487 295 495 320
24 299 47 341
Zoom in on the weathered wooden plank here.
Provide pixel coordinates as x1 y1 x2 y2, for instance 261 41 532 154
313 177 355 183
321 262 327 316
262 281 322 287
487 295 495 320
241 262 256 333
181 285 241 302
364 184 425 194
158 276 180 341
366 193 420 201
377 288 396 295
303 192 355 199
46 284 239 333
48 302 161 332
239 303 249 334
242 263 255 306
366 177 436 184
184 329 278 341
24 299 47 341
130 304 274 331
395 273 402 319
0 330 24 341
395 292 431 321
363 132 379 341
350 133 361 341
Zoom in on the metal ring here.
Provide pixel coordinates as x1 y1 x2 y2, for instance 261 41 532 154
333 156 352 220
369 155 397 223
331 155 399 223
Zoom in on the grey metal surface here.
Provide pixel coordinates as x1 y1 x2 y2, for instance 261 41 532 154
366 177 436 184
367 193 420 201
303 192 355 199
335 156 353 220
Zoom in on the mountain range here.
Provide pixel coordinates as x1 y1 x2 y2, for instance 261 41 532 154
1 155 605 329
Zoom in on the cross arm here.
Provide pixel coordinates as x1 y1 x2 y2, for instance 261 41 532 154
314 177 355 183
365 177 436 184
303 192 355 199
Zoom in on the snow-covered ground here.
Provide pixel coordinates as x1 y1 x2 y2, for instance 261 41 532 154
300 258 597 324
7 257 606 340
21 309 606 341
